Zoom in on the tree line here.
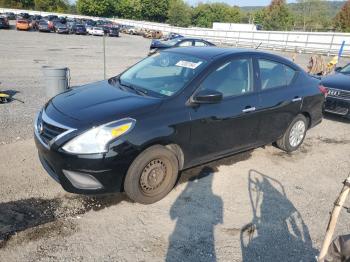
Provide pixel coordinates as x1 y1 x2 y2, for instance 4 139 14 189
1 0 350 32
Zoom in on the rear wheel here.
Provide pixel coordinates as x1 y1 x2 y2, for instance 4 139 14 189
276 114 308 152
124 145 179 204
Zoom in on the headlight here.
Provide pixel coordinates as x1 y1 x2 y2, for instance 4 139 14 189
62 118 136 154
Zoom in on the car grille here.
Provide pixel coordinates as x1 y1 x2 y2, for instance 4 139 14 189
325 100 349 116
37 113 68 145
40 121 67 144
327 88 350 100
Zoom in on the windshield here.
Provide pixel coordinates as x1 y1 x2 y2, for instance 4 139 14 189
119 52 207 97
340 64 350 74
161 38 182 46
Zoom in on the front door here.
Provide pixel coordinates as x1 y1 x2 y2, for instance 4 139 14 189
188 57 261 165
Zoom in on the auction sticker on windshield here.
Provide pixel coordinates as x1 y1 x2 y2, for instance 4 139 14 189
176 60 202 69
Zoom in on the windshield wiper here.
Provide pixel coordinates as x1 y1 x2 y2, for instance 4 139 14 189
118 78 148 96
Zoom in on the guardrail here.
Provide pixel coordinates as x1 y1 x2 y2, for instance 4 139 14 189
2 7 350 57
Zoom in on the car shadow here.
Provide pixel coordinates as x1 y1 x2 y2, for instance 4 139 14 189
240 170 318 261
178 150 253 185
166 150 252 262
0 193 130 247
323 112 350 123
166 167 223 262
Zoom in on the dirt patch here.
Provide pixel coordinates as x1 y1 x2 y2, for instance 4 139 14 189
272 140 313 159
0 194 130 248
316 137 350 145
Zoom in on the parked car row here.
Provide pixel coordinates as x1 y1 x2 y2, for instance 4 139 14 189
121 26 164 39
0 12 121 37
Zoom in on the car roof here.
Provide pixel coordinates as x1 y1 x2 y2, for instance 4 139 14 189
164 47 302 70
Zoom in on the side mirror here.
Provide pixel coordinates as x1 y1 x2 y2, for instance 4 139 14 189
192 89 223 104
335 66 343 72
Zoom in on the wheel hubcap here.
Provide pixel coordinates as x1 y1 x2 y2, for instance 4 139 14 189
140 159 167 194
289 120 306 147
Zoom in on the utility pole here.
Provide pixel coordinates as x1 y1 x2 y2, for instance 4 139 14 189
103 34 106 80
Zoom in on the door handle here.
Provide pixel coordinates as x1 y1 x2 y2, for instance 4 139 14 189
292 97 302 102
242 107 256 113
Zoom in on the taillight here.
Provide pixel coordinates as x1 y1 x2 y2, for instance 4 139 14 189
319 85 328 97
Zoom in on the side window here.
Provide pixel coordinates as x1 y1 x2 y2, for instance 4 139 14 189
285 65 296 85
178 41 192 47
258 59 296 90
199 58 254 98
194 41 207 47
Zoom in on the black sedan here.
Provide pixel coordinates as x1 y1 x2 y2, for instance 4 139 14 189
38 20 51 32
149 37 215 55
321 64 350 118
34 48 324 204
74 24 87 35
107 27 119 37
0 16 10 29
54 23 69 34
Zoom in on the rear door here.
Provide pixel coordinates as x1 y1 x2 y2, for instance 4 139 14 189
256 58 302 144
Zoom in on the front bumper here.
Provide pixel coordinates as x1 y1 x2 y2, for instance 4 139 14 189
39 28 51 32
324 97 350 118
34 112 139 194
57 29 69 34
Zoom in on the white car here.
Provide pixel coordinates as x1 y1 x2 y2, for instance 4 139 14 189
91 27 104 36
86 26 93 35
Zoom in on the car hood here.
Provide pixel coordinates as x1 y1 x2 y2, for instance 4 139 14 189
51 80 162 126
322 73 350 91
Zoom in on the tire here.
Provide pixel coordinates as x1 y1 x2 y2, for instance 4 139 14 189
124 145 179 204
276 114 308 153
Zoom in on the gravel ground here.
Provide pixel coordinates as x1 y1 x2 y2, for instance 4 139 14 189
0 25 350 262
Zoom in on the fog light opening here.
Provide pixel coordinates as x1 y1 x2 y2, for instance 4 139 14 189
63 170 104 190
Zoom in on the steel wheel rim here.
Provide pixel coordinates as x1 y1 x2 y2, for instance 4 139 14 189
289 120 306 147
140 158 169 196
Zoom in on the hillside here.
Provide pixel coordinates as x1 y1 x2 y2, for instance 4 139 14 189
242 1 345 18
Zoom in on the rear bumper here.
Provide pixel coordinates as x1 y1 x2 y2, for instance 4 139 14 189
325 97 350 117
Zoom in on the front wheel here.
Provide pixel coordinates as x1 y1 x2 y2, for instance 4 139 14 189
276 114 308 152
124 145 179 204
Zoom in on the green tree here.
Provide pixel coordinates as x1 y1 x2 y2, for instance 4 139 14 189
167 0 191 27
77 0 115 17
253 9 267 25
334 0 350 32
34 0 69 12
262 0 294 31
0 0 34 9
115 0 142 20
294 0 330 31
140 0 169 22
192 3 241 28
